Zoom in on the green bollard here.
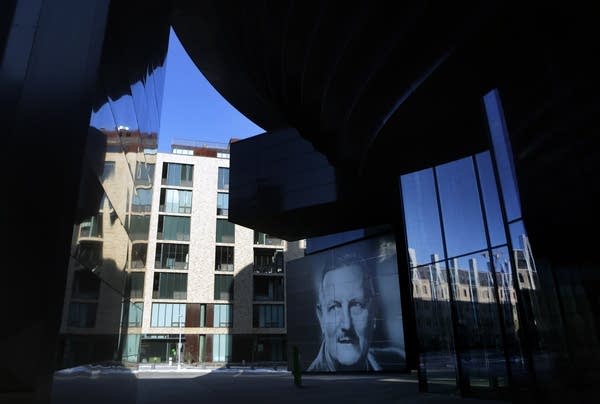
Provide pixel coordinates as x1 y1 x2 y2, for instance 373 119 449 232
292 346 302 387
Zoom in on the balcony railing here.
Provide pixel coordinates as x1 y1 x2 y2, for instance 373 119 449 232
253 264 284 274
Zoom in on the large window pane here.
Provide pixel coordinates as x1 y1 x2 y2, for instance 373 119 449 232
217 167 229 190
476 152 506 247
150 303 186 327
253 277 284 301
71 270 100 299
129 272 145 299
79 214 102 238
483 89 521 221
132 188 152 212
160 189 192 214
128 302 143 327
216 219 235 243
214 275 233 300
212 334 232 362
155 243 189 269
217 193 229 216
162 163 193 187
131 243 147 269
411 261 457 392
448 252 509 390
401 168 445 266
253 304 284 328
153 273 187 299
215 246 234 271
158 216 190 241
213 304 233 327
68 302 97 328
129 215 150 241
436 157 487 257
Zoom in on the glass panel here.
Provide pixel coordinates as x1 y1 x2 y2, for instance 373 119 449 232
214 275 234 300
401 168 445 266
475 152 506 247
129 272 144 298
448 252 509 392
411 261 457 392
483 89 522 221
216 219 235 243
217 192 229 216
436 157 487 257
218 167 229 190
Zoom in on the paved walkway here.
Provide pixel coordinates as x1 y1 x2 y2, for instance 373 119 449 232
52 366 510 404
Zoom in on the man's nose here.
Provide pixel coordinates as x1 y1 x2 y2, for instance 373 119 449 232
339 304 352 330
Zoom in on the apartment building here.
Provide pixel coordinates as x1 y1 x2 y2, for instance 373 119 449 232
59 137 304 367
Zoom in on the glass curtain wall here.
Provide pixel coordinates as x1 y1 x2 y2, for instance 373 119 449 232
57 1 169 369
399 89 553 398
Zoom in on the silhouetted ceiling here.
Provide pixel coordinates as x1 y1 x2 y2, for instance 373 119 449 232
171 0 509 176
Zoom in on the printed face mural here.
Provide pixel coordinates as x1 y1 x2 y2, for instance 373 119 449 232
287 234 406 372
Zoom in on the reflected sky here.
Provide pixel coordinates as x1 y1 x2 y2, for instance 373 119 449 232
401 168 444 266
436 157 487 258
483 90 522 222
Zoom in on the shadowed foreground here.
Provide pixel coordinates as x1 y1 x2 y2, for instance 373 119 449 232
52 370 509 404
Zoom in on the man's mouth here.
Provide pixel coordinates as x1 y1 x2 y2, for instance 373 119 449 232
337 336 356 344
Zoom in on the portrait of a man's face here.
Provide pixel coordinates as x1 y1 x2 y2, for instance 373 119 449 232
286 234 406 373
317 263 373 368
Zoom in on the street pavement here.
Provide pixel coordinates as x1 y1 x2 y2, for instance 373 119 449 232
51 366 511 404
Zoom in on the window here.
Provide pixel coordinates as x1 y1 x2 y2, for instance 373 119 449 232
80 214 102 238
71 270 100 299
253 249 284 274
153 273 187 299
150 303 186 327
253 304 285 328
214 304 233 327
129 215 150 241
155 243 189 269
131 243 147 269
161 163 193 187
254 231 283 246
217 167 229 190
132 188 153 212
68 302 97 328
128 302 143 327
216 219 235 243
214 275 233 300
253 277 284 301
129 272 145 299
212 334 232 362
217 193 229 216
75 241 102 269
134 162 155 185
158 216 190 241
215 246 234 271
101 161 115 180
160 189 192 214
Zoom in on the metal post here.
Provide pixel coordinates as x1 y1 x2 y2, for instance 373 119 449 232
177 314 183 370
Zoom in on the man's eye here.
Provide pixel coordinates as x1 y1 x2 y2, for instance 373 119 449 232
327 302 340 311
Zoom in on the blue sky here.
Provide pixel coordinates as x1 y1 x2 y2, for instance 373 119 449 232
158 28 264 152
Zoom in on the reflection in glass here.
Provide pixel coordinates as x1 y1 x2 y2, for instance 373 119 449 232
411 261 458 393
475 152 506 247
448 253 509 391
483 90 522 222
436 158 487 257
401 168 445 266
